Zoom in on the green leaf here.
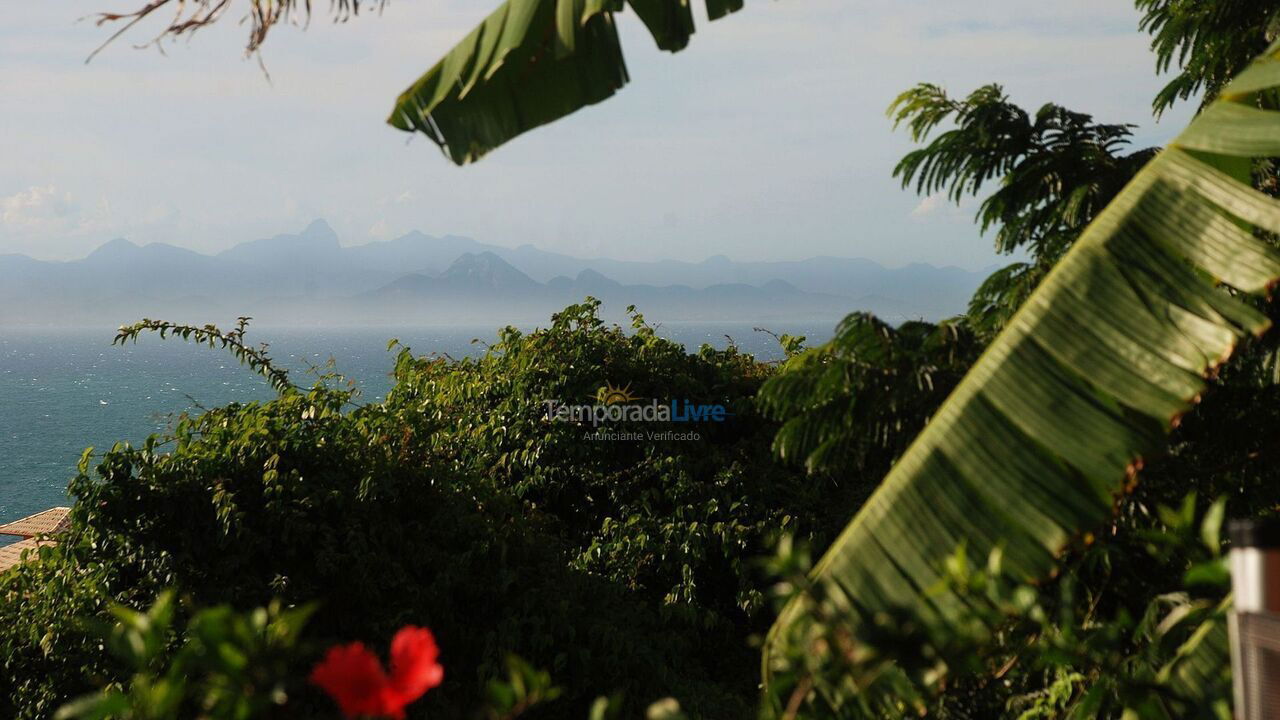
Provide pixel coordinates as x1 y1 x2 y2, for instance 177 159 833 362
646 698 689 720
705 0 744 21
387 0 744 163
763 44 1280 712
1201 496 1228 555
1152 601 1233 717
53 692 130 720
1183 559 1230 589
387 0 629 165
627 0 695 51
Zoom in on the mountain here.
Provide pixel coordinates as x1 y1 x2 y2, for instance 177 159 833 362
338 236 982 319
0 220 989 326
356 254 863 325
0 238 235 304
217 219 342 266
490 246 979 318
344 231 484 275
439 252 541 291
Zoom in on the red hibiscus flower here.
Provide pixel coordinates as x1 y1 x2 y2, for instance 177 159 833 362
387 626 445 706
309 644 392 718
310 626 444 719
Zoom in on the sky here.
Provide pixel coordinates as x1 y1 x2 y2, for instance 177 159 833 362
1 1 1197 270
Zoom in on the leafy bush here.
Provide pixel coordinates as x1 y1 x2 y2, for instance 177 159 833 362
0 300 862 719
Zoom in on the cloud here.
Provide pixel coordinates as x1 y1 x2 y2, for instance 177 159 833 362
910 193 947 218
368 218 394 241
909 192 976 222
377 190 415 208
0 185 114 243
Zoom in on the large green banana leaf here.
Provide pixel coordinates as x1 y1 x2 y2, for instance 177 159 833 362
762 43 1280 712
386 0 742 164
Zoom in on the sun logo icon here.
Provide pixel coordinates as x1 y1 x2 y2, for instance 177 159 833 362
594 382 641 405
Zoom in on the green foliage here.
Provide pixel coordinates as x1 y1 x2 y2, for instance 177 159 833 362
53 593 605 720
483 655 563 720
759 313 976 476
2 300 854 720
889 84 1158 262
762 494 1234 719
963 261 1045 340
386 0 745 164
887 83 1158 338
114 318 296 395
43 5 1280 720
1138 0 1280 115
765 40 1280 717
0 546 114 720
382 300 853 627
55 591 315 720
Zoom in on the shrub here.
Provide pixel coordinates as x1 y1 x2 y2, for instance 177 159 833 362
1 301 865 719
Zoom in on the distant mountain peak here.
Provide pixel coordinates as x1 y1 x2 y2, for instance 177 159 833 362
762 278 799 293
391 230 430 242
217 219 342 265
448 250 499 267
574 268 620 287
298 219 339 246
87 237 139 258
443 251 536 288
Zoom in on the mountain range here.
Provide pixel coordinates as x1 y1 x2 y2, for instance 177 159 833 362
0 220 989 327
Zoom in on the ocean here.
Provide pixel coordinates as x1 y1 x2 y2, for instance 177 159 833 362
0 322 832 524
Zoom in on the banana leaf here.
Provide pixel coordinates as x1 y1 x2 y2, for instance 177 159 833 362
762 42 1280 714
387 0 743 164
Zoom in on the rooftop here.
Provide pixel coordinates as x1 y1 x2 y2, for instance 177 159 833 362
0 507 71 573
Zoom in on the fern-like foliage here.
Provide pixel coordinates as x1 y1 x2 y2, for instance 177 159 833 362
890 84 1158 263
1138 0 1280 116
758 314 977 477
113 317 295 395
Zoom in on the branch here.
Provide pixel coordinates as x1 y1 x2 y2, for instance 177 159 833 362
113 317 296 394
87 0 387 62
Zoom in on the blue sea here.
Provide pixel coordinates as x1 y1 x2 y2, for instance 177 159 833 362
0 322 832 524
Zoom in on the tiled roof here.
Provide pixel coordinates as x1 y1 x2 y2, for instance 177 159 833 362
0 507 72 573
0 538 55 573
0 507 71 538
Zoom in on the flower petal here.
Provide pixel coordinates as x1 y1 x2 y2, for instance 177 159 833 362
310 643 392 719
388 626 445 703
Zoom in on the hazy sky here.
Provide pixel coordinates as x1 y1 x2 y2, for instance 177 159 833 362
2 1 1196 269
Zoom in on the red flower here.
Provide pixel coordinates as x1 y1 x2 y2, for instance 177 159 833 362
310 626 444 719
388 626 445 706
309 644 392 718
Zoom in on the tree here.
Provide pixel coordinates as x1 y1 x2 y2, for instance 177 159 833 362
760 43 1280 717
758 313 976 477
888 85 1159 337
1137 0 1280 116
